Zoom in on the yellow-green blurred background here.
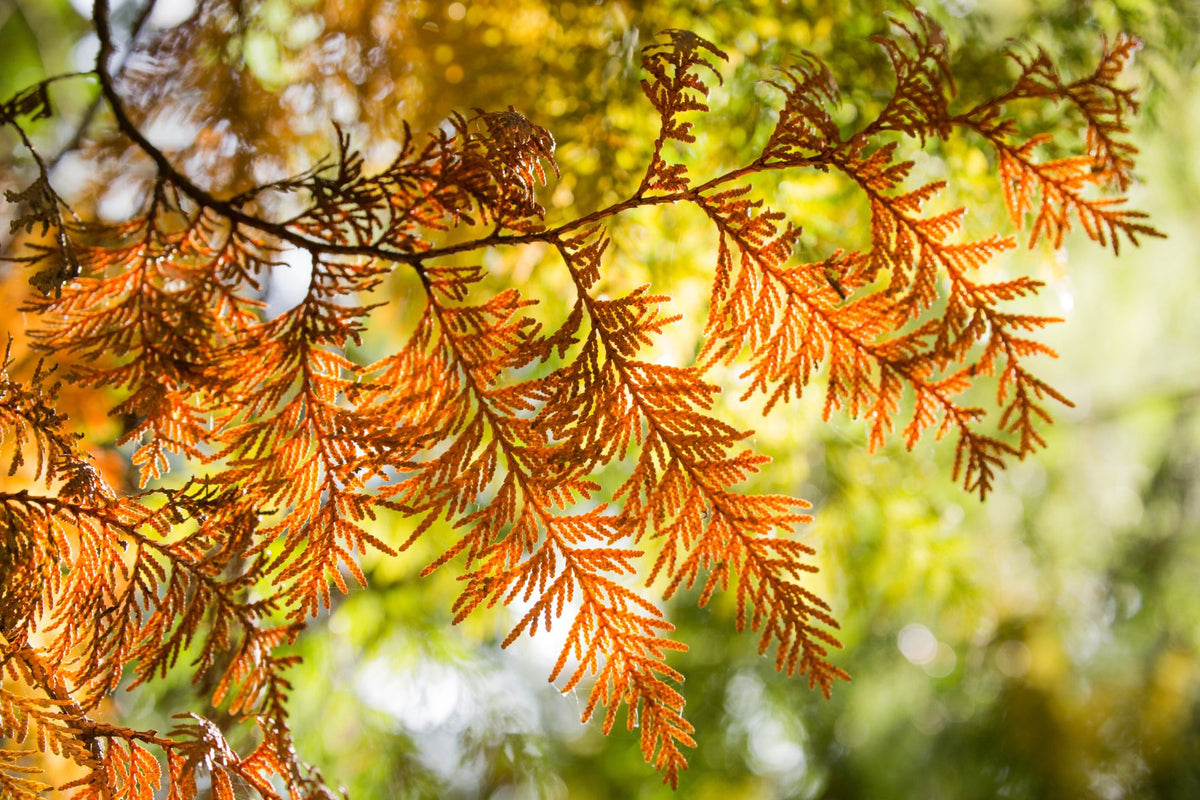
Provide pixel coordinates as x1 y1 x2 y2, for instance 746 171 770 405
2 0 1198 797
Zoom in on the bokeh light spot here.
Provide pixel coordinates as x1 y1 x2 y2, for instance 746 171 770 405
898 623 938 665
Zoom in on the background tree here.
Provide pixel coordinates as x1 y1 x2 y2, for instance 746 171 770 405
1 1 1195 798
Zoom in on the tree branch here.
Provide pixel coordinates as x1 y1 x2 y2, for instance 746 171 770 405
91 0 420 265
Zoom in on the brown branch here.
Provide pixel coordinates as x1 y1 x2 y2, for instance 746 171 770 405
6 644 104 763
90 0 420 266
46 0 160 171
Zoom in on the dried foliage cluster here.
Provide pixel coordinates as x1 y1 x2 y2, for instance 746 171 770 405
0 2 1159 796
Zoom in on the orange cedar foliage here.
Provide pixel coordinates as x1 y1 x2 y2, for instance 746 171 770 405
0 2 1161 795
